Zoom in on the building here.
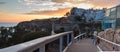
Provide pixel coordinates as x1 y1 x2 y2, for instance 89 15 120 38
94 10 105 22
70 7 85 16
102 5 120 30
70 7 105 23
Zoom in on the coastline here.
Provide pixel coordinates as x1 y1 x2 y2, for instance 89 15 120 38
0 22 18 27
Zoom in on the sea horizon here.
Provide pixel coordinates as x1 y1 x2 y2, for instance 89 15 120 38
0 22 18 27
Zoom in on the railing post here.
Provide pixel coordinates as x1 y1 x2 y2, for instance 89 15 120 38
114 45 117 52
114 39 117 52
93 35 95 45
39 45 45 52
67 34 69 45
101 37 105 51
82 34 84 39
78 34 81 40
81 34 83 39
71 32 74 42
59 36 63 52
93 35 97 45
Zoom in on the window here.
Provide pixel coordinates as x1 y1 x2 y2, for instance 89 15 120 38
117 6 120 18
110 8 116 18
105 9 110 17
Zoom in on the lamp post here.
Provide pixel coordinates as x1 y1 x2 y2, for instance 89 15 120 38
0 30 1 38
51 21 56 35
90 18 94 38
51 18 56 35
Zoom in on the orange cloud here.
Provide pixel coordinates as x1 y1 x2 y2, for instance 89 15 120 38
0 12 54 23
25 8 71 16
0 8 71 23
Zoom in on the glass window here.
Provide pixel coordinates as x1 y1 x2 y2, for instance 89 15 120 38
117 6 120 18
105 9 110 17
110 8 116 18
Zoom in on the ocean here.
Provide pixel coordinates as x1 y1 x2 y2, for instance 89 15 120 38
0 23 18 27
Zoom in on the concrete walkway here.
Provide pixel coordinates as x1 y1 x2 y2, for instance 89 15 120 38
66 39 99 52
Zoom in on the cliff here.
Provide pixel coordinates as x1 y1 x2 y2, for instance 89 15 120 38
16 19 52 32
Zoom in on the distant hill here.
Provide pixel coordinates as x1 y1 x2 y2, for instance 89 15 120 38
16 19 52 32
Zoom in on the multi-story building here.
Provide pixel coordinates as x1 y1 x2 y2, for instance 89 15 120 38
102 5 120 30
70 7 105 23
70 7 85 16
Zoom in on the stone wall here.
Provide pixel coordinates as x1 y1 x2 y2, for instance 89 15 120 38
97 28 120 51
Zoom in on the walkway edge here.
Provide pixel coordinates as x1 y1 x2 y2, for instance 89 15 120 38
97 45 103 52
63 42 73 52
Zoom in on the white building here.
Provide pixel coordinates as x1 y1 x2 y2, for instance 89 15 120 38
70 7 105 23
94 10 105 22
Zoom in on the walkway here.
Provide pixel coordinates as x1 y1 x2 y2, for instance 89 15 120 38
66 39 99 52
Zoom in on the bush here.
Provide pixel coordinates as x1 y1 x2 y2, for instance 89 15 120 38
22 31 50 42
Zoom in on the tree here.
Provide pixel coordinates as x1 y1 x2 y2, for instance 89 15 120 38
55 27 65 33
74 16 86 23
74 16 82 21
11 27 30 44
64 12 70 17
0 27 12 48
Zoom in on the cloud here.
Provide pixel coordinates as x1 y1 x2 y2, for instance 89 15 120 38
76 3 94 9
19 0 52 4
0 11 54 22
52 0 66 3
18 0 73 11
25 8 71 16
18 0 120 13
82 0 120 8
0 2 6 5
19 0 36 3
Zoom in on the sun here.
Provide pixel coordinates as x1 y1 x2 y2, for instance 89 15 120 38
76 3 94 9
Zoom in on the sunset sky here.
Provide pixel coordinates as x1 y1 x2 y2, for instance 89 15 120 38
0 0 120 23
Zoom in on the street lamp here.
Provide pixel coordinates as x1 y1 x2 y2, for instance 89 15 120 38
0 30 1 38
11 28 15 33
0 30 1 34
50 18 56 35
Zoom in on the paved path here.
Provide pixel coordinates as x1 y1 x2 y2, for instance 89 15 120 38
66 39 99 52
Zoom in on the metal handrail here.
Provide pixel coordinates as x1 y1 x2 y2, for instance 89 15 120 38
74 33 86 39
0 31 73 52
93 31 120 51
94 35 120 47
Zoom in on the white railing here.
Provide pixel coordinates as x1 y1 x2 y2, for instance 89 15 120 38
63 33 86 52
74 33 86 40
93 31 120 51
0 31 74 52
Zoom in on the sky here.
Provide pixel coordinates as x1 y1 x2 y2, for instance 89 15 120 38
0 0 120 23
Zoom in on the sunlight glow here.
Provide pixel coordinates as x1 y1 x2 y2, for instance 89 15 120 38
0 12 62 23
